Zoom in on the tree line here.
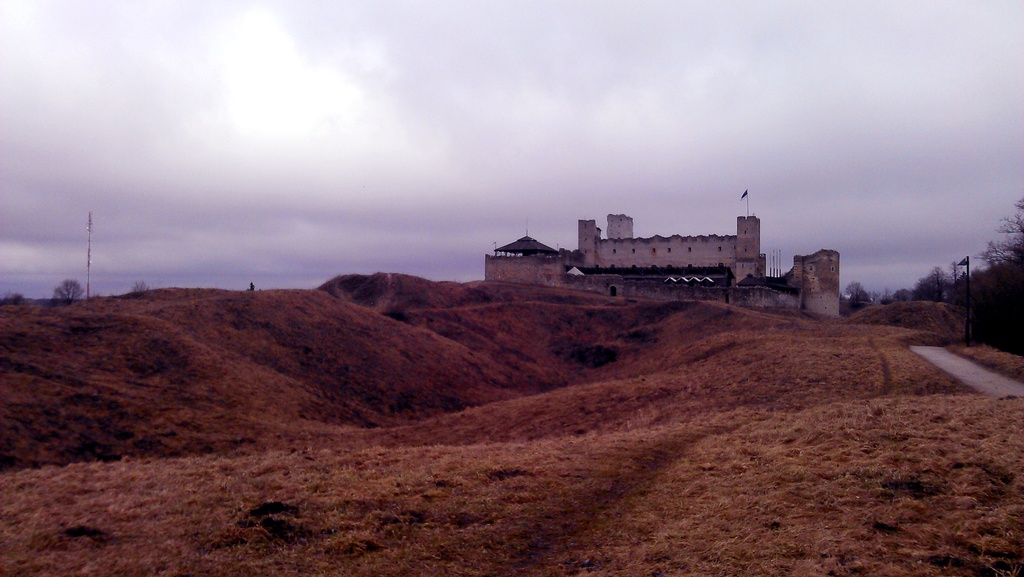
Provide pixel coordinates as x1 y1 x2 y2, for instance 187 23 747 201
845 197 1024 355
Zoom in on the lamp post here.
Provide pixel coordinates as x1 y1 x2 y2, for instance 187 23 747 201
957 256 970 346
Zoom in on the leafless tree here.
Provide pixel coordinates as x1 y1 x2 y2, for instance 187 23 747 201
913 267 951 302
892 288 913 302
878 288 894 304
52 279 84 305
981 197 1024 267
845 281 870 308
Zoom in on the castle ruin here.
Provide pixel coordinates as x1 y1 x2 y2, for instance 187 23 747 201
484 213 840 316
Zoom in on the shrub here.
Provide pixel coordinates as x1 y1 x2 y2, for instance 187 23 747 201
1 293 26 306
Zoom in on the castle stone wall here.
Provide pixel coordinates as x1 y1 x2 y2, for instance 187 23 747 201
729 286 800 309
484 254 565 286
594 235 738 270
735 216 765 279
792 249 840 317
607 214 634 239
560 274 800 308
487 212 839 316
580 214 764 281
578 220 600 267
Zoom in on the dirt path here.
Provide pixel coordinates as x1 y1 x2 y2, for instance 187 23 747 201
910 346 1024 397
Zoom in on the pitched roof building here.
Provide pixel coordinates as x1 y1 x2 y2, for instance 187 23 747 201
494 236 558 256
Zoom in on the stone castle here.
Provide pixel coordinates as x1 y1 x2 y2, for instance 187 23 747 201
484 213 840 316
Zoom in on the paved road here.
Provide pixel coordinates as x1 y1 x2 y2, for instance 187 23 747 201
910 346 1024 397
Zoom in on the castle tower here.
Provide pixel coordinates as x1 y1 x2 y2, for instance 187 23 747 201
734 216 764 279
792 249 840 317
607 214 633 239
578 219 600 267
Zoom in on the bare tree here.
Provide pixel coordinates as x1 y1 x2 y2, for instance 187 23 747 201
845 281 870 308
878 288 894 304
130 280 150 294
981 197 1024 267
892 288 913 302
972 197 1024 354
913 267 951 302
52 279 84 305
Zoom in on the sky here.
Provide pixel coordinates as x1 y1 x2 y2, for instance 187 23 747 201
2 1 1022 298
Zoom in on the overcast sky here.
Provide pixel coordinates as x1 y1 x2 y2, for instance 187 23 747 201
2 1 1021 298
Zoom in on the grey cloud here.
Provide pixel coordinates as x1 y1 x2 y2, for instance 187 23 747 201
2 0 1021 297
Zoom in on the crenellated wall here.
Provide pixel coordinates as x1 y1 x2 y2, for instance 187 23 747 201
579 214 765 280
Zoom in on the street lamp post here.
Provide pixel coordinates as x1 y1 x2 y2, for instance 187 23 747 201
957 256 970 346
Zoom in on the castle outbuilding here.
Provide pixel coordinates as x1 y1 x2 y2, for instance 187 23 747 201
485 213 840 317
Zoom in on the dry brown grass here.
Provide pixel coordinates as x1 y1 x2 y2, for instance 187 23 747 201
542 396 1023 577
2 277 1021 576
846 301 965 344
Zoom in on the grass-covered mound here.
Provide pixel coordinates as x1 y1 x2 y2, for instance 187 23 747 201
846 301 965 344
2 276 1020 576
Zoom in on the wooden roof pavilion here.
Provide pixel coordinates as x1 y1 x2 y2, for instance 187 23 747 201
494 236 558 256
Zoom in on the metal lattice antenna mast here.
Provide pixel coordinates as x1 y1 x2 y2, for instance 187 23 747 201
87 212 92 299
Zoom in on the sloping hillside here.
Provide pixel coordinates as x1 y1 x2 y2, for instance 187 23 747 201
2 281 978 472
846 301 965 343
319 272 612 311
1 281 710 470
3 275 1021 577
1 288 527 470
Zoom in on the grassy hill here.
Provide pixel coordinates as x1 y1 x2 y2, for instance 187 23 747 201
846 300 965 343
1 277 1021 576
0 287 532 470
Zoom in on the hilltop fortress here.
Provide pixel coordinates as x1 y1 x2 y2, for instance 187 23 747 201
485 214 840 316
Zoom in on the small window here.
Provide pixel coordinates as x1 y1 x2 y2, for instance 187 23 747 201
652 248 656 254
668 247 672 253
688 247 692 253
718 246 722 252
632 248 636 253
612 249 616 254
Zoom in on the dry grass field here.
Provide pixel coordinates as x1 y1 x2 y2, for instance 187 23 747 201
1 276 1021 576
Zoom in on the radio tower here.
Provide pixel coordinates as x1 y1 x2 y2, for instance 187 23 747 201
87 212 92 299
